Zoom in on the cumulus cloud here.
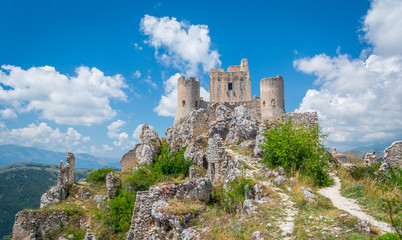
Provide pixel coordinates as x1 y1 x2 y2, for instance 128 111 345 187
133 70 141 78
0 122 90 152
363 0 402 56
0 65 127 125
294 0 402 149
0 108 17 119
140 15 221 76
153 73 210 117
107 120 134 150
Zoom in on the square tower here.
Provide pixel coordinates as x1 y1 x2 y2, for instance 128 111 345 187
210 59 251 103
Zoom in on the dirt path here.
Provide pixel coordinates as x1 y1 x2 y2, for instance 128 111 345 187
276 190 298 239
319 176 393 233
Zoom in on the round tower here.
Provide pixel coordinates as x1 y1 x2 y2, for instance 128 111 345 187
174 76 201 124
260 75 285 120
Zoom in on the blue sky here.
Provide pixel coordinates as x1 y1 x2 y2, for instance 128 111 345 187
0 0 401 158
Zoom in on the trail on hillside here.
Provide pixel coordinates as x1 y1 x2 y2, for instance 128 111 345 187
319 176 393 233
226 148 297 239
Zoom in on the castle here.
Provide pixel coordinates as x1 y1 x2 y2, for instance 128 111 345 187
174 59 286 123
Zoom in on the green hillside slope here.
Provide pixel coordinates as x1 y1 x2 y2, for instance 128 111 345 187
0 163 88 239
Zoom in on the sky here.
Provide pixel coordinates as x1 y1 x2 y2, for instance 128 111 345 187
0 0 401 158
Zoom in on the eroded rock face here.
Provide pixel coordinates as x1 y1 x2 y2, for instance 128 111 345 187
380 141 402 171
13 211 72 240
106 172 121 199
57 152 75 186
206 134 229 182
40 185 68 208
120 125 161 171
126 178 212 240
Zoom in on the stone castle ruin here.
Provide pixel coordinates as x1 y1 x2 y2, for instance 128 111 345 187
175 59 285 123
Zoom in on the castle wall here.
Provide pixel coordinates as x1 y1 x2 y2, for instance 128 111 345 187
174 76 201 124
260 76 285 120
210 59 251 103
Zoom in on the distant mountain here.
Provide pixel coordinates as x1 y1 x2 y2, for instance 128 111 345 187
342 147 384 162
0 162 89 239
0 144 121 169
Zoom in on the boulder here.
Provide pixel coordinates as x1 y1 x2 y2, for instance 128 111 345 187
274 176 287 185
84 232 97 240
301 187 317 203
106 172 121 199
120 125 161 171
40 185 68 208
380 141 402 171
243 199 257 215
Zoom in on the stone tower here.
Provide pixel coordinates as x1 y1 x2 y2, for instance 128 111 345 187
260 75 285 120
210 59 251 103
174 76 201 124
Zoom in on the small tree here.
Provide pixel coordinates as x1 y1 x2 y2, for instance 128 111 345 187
262 118 333 186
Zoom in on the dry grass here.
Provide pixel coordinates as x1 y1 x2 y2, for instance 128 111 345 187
163 199 206 215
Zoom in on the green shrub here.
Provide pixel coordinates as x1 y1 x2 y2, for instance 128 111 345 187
211 177 256 214
98 190 136 232
261 118 333 186
376 233 400 240
151 142 193 178
347 163 381 181
87 167 114 183
125 166 160 192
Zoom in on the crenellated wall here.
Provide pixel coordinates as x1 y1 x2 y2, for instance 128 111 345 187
210 59 251 103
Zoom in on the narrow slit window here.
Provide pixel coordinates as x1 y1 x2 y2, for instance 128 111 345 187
182 100 185 107
195 100 198 108
228 82 233 90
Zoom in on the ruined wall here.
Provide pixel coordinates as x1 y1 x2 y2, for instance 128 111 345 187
283 112 318 126
174 76 201 124
210 59 251 103
381 141 402 170
260 76 285 121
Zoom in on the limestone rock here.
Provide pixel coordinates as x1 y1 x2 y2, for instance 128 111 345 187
78 188 91 199
253 231 263 240
184 142 207 168
206 134 229 182
106 172 121 199
120 125 161 171
12 211 71 240
181 227 202 240
84 232 97 240
239 140 255 149
301 187 317 203
243 199 257 215
380 140 402 171
274 175 287 185
57 152 75 186
189 165 204 179
40 185 68 208
94 195 108 209
356 219 371 232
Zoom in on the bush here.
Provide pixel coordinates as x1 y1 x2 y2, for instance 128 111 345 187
261 118 333 186
123 142 193 192
125 167 160 192
347 163 381 181
98 190 136 232
211 177 256 214
87 167 114 183
152 142 193 178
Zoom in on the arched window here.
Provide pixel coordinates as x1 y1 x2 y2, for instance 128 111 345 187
228 82 233 90
195 100 198 108
182 100 185 107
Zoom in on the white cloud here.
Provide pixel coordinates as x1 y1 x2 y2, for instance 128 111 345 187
133 70 141 78
107 120 134 150
153 73 210 117
102 144 113 151
0 108 17 119
363 0 402 56
294 0 402 149
0 65 127 126
140 15 221 76
143 75 157 89
133 43 143 50
0 122 90 152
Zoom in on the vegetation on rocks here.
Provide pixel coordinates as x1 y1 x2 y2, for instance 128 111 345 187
261 118 333 186
87 167 115 183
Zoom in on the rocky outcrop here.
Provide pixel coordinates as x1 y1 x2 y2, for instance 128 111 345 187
126 178 212 240
57 152 75 186
380 140 402 171
40 153 75 208
206 134 229 182
40 185 69 208
84 232 97 240
120 125 161 171
12 211 74 240
106 172 121 199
